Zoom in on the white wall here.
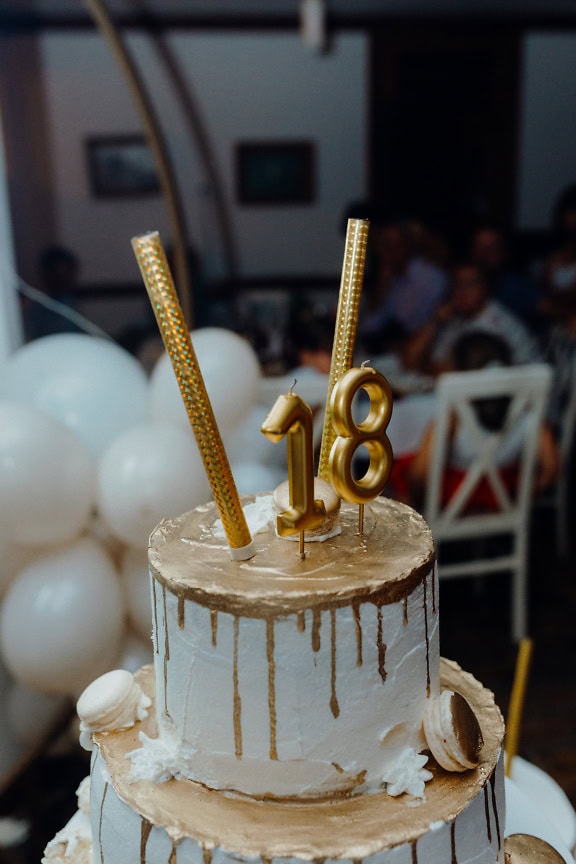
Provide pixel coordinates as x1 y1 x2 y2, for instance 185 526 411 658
517 31 576 230
40 31 367 285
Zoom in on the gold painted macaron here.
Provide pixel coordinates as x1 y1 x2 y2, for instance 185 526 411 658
504 833 566 863
423 689 483 772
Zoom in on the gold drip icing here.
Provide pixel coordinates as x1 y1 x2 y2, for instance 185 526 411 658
484 785 492 844
376 605 387 684
329 608 340 719
162 585 170 661
352 858 363 864
210 610 218 647
411 839 418 864
149 498 435 618
233 616 242 759
202 849 212 864
162 584 170 715
450 821 457 864
152 578 159 654
177 595 185 629
403 595 408 626
168 842 177 864
352 600 362 667
94 660 505 858
297 610 306 632
140 818 153 864
489 770 501 848
262 858 272 864
267 618 278 760
312 609 321 652
423 575 430 697
98 781 108 864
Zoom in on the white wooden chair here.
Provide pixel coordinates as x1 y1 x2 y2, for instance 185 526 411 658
423 364 552 642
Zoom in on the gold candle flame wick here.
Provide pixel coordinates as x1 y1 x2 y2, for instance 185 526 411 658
132 231 254 560
318 218 369 481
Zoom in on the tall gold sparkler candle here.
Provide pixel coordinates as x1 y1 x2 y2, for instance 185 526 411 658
317 218 369 481
132 231 254 560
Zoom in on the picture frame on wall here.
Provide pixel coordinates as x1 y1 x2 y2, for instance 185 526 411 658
235 140 315 205
86 135 160 198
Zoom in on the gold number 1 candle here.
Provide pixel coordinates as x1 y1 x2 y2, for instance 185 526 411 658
261 389 326 557
328 365 393 532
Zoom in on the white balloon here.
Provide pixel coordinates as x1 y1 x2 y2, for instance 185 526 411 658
118 630 153 675
149 328 260 433
6 682 67 746
98 422 211 548
0 537 124 695
0 334 149 458
0 721 22 777
0 402 95 546
120 547 151 639
231 461 286 495
224 405 283 468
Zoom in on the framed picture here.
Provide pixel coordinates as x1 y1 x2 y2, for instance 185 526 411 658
86 135 160 198
235 141 315 205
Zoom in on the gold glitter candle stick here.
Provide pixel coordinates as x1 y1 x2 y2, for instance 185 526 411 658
317 218 369 482
132 232 254 561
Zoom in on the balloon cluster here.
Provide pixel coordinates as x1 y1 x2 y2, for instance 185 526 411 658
0 328 281 773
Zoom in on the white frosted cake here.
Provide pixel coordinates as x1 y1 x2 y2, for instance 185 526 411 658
43 494 512 864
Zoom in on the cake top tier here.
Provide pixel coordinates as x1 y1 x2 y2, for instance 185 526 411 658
149 496 434 617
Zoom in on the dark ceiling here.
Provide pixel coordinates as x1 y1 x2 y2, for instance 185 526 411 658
3 0 576 29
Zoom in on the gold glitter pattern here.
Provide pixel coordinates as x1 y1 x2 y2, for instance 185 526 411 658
318 219 370 480
132 232 252 553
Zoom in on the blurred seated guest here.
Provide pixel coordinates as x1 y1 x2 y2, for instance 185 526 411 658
403 261 541 374
360 219 448 354
392 331 558 509
23 245 81 341
285 315 333 377
543 290 576 436
469 222 540 330
543 184 576 305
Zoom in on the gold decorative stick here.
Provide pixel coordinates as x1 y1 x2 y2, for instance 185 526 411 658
317 218 370 481
505 638 534 777
132 231 254 560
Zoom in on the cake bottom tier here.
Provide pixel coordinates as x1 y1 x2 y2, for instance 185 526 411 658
74 658 505 864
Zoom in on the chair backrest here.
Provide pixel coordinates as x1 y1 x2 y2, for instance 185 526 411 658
424 364 552 538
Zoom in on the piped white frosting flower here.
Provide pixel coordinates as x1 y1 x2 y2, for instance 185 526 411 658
382 748 433 798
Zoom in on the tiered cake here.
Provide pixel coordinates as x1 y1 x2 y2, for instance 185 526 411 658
44 494 506 864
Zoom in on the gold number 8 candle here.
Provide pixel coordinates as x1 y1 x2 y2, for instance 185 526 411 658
328 366 393 530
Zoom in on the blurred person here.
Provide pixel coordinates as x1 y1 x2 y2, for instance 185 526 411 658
360 219 448 355
543 290 576 436
543 184 576 303
403 261 541 374
469 222 540 329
